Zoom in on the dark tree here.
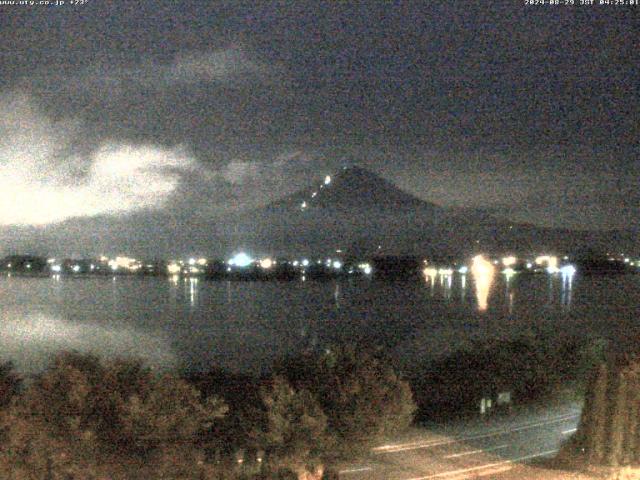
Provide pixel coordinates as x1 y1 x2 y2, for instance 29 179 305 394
0 352 227 479
569 351 640 466
256 376 328 478
0 361 21 408
276 346 416 457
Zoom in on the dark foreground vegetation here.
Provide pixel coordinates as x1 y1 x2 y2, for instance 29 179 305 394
411 333 608 421
0 334 608 479
0 347 415 479
559 350 640 468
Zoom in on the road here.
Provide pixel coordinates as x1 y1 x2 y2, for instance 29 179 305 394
339 402 582 480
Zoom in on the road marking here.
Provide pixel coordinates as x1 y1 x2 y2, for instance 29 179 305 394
404 449 558 480
374 412 578 452
443 444 508 459
447 465 514 480
374 413 579 454
474 465 513 477
562 428 577 435
339 466 372 474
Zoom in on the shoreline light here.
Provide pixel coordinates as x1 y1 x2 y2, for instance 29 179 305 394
229 252 253 267
259 258 274 269
108 256 140 272
167 263 181 275
423 267 437 280
535 255 558 271
502 256 517 267
358 263 372 275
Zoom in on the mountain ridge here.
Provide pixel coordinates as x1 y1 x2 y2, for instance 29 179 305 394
232 165 638 258
263 165 439 213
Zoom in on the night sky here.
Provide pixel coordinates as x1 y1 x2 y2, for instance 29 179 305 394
0 1 637 256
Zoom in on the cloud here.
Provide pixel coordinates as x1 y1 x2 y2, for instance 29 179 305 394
0 45 298 234
221 160 261 185
165 48 268 85
49 46 275 101
0 93 195 226
0 310 176 373
220 151 311 186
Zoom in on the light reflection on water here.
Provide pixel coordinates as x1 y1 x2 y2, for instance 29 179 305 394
421 270 575 313
189 277 198 306
0 272 638 374
460 275 466 301
471 255 495 312
561 270 574 310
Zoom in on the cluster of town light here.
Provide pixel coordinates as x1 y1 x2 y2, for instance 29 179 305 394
502 256 517 267
46 255 141 274
195 251 373 277
167 257 208 275
423 254 576 283
607 253 639 267
107 256 141 272
622 257 640 267
291 259 312 267
228 252 253 267
6 250 594 283
421 253 579 312
535 255 559 273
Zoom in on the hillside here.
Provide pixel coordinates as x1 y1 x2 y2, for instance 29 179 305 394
231 165 627 259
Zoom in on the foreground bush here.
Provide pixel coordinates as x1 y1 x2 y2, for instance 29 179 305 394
0 352 227 479
411 334 608 420
0 361 21 409
0 347 417 478
256 376 328 478
276 346 416 458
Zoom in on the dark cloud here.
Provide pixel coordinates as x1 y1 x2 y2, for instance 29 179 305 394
0 1 637 255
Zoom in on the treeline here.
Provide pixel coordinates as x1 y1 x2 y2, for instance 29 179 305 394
0 347 415 480
0 334 606 479
410 334 608 421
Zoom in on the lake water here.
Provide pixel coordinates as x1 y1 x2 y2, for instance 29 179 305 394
1 272 639 375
